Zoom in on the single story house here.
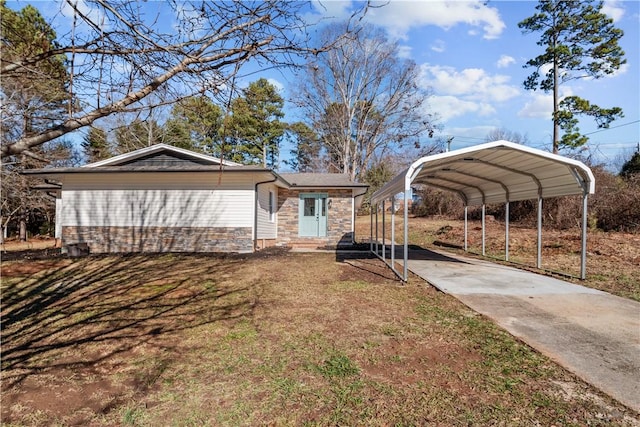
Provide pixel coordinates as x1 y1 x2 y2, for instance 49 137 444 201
25 144 368 253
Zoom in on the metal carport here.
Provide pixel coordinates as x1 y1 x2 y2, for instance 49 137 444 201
370 140 596 280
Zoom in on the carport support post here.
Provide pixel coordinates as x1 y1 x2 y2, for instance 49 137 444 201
391 197 395 270
537 196 543 269
403 187 409 281
382 200 386 262
581 193 588 280
505 202 510 261
375 204 379 256
482 204 486 256
464 206 468 251
370 206 373 252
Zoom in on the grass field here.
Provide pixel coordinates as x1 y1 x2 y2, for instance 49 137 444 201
1 247 638 425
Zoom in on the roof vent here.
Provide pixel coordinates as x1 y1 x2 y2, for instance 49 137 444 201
463 158 475 162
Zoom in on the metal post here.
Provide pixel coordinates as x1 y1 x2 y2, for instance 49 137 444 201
505 202 510 261
581 193 588 279
481 204 486 256
391 197 396 270
464 206 468 251
382 200 386 262
370 205 373 253
375 204 379 256
403 189 409 281
537 196 543 269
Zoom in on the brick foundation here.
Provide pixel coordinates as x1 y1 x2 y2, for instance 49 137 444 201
62 226 253 253
277 189 354 248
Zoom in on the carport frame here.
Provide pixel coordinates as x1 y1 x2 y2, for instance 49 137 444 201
370 140 595 281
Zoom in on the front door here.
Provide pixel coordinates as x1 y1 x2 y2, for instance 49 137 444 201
299 194 327 237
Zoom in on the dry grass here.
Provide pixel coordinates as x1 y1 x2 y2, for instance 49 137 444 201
357 215 640 301
1 249 638 425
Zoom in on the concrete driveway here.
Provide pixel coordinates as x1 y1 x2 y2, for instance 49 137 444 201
406 248 640 412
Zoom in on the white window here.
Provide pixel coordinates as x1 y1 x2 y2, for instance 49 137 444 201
269 191 275 222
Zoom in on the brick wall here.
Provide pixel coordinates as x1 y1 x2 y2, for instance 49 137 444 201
277 189 354 247
62 226 253 253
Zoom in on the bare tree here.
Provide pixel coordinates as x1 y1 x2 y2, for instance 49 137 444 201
484 128 530 145
293 22 437 181
1 1 367 159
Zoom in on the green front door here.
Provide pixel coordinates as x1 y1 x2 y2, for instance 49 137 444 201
299 194 327 237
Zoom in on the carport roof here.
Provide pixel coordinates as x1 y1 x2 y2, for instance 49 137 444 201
371 140 595 206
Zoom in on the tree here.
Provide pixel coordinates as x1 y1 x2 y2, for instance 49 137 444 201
1 1 71 159
82 126 111 163
294 22 437 181
1 1 367 159
620 150 640 177
114 119 163 153
226 79 285 167
485 128 530 145
164 96 224 154
284 122 323 172
518 0 626 153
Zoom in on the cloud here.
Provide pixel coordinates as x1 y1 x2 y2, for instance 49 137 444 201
496 55 515 68
517 87 574 119
420 64 520 102
361 0 506 40
431 39 446 53
267 78 285 92
602 0 625 22
397 45 413 59
427 95 495 121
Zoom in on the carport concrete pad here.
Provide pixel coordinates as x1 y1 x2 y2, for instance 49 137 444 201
407 249 640 412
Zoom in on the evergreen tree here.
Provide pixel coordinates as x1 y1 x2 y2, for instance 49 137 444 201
227 79 285 168
1 0 70 143
519 0 626 153
82 126 111 163
164 96 224 154
284 122 323 172
620 150 640 177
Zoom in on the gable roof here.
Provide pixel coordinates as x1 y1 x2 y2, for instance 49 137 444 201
279 173 368 188
83 143 240 168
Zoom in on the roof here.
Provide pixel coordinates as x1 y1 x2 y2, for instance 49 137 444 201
371 140 595 206
83 143 240 168
24 165 270 175
279 173 368 188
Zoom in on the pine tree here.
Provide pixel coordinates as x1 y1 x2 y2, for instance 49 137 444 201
519 0 626 153
82 127 111 163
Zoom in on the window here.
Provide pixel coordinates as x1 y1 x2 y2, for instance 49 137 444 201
269 191 275 222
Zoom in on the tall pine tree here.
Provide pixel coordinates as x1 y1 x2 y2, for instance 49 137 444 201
519 0 626 153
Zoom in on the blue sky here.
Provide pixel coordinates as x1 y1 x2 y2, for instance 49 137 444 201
287 0 640 167
11 0 640 170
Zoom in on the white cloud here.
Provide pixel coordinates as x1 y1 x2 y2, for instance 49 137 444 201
420 64 520 102
267 78 285 93
361 0 506 40
496 55 515 69
427 95 495 121
431 39 446 53
397 45 413 59
517 87 574 119
517 93 552 119
602 0 625 22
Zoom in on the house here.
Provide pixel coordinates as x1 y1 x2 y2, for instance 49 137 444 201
25 144 368 253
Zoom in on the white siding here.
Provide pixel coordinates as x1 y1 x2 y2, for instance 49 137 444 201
256 183 277 239
60 172 256 228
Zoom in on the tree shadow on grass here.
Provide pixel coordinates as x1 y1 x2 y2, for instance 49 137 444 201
1 252 255 390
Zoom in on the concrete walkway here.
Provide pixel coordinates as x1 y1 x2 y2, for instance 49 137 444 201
406 248 640 412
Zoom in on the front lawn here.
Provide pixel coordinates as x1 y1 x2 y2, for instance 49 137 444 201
1 250 637 425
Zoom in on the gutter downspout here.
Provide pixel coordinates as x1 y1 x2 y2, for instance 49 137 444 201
254 177 278 251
